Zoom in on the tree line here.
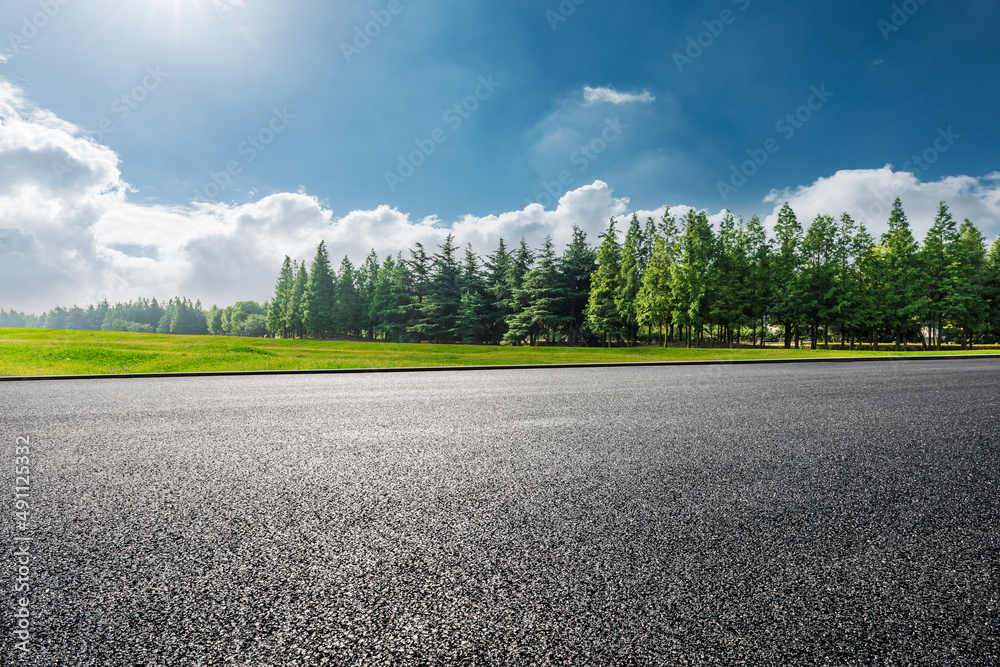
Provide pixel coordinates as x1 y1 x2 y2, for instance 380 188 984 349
265 199 1000 350
0 297 268 338
4 199 999 350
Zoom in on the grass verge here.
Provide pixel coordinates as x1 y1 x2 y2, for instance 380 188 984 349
0 328 994 377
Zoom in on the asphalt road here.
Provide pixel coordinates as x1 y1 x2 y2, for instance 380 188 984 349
2 360 999 665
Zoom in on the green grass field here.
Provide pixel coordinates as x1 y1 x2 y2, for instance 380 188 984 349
0 328 993 377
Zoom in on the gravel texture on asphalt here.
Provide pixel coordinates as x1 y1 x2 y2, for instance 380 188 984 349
2 359 999 666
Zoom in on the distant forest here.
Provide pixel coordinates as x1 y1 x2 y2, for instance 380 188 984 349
4 199 1000 350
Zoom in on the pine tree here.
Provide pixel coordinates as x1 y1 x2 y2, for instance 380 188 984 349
945 219 987 349
405 243 433 340
302 242 336 337
833 213 861 348
456 245 490 344
669 210 715 347
425 234 463 343
636 219 673 346
266 256 294 338
586 217 623 346
502 240 535 342
357 250 380 340
800 214 838 349
919 202 959 349
744 214 771 347
506 236 561 345
880 198 919 350
615 213 643 345
854 225 884 349
557 226 597 344
484 239 513 344
983 238 1000 343
771 203 804 348
334 256 361 336
287 261 309 339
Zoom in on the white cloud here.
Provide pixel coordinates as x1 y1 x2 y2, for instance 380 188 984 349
764 166 1000 240
0 77 641 312
2 79 997 315
583 86 655 106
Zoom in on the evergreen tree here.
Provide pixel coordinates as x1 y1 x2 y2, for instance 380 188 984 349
334 256 361 336
405 243 433 339
880 198 919 349
833 214 861 348
484 239 513 344
586 217 623 346
266 256 294 338
854 225 884 349
919 202 958 349
771 203 804 348
456 245 491 344
800 214 838 348
426 234 463 343
357 250 380 340
303 241 336 337
501 240 536 342
670 210 715 347
615 213 643 345
744 214 772 347
983 238 1000 343
945 219 987 348
286 262 309 339
557 226 597 344
506 236 561 345
636 219 673 346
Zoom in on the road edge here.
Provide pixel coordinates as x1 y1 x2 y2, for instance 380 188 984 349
2 353 1000 382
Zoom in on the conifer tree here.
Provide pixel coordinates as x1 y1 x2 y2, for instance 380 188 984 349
334 256 361 336
586 217 623 346
615 214 643 345
919 202 959 348
558 226 597 344
506 236 561 345
266 256 294 337
484 239 513 344
303 242 336 338
771 203 804 348
880 198 919 349
945 219 987 348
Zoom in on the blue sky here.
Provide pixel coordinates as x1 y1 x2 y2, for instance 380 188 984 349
1 0 999 311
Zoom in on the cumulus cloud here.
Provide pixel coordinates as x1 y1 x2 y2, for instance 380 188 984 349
2 78 997 315
583 86 655 106
0 76 643 312
764 166 1000 240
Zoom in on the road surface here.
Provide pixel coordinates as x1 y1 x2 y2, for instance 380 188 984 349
2 360 999 664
